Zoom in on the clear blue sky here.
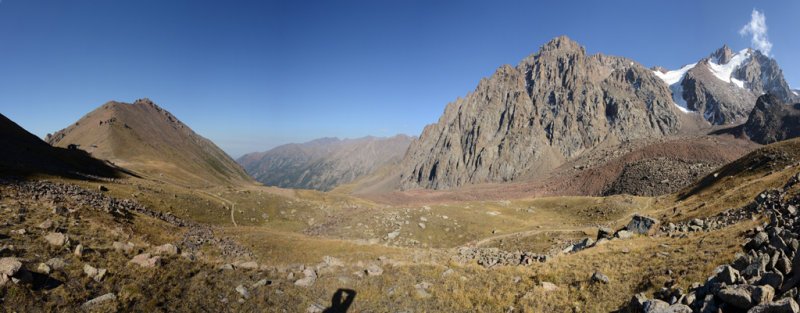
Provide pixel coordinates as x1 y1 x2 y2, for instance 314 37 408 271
1 0 798 158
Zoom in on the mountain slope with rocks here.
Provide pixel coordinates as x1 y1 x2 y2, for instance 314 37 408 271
46 99 254 187
239 135 413 191
743 93 800 145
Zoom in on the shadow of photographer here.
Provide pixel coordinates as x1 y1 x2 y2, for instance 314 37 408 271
323 288 356 313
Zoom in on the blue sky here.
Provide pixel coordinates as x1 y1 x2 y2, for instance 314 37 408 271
1 1 798 158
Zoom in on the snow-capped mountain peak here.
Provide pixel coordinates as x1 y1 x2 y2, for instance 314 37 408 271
651 45 795 125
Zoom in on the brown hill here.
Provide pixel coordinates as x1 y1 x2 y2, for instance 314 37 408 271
46 98 253 187
0 113 121 179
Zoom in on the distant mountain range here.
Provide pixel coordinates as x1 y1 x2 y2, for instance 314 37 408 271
237 135 413 191
395 36 799 191
46 98 254 187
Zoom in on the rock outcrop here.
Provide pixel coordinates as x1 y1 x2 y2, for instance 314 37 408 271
744 94 800 145
400 36 682 190
630 172 800 312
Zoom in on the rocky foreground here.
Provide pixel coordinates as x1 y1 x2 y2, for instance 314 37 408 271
628 173 800 313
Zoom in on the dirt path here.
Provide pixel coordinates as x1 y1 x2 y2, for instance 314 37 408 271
197 190 238 227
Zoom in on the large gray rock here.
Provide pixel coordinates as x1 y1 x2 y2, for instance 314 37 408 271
627 215 660 235
642 299 669 312
717 286 753 310
717 265 740 285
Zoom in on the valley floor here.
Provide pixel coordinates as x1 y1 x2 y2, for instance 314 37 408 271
3 139 800 312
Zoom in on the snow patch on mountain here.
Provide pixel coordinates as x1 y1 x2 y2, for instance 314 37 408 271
654 63 696 85
708 49 750 86
653 63 697 113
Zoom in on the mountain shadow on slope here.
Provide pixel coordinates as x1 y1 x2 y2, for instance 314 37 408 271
0 113 123 179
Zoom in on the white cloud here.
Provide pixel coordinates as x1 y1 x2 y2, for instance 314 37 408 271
739 9 772 55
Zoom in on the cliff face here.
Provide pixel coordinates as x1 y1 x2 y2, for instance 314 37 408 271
744 94 800 145
399 36 682 190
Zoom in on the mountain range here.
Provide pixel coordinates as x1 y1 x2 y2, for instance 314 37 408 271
394 36 799 191
237 135 413 191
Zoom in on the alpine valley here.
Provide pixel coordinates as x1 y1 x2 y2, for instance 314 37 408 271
3 35 800 313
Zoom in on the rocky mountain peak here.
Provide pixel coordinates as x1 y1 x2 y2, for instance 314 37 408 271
710 45 735 64
539 35 584 55
399 36 680 190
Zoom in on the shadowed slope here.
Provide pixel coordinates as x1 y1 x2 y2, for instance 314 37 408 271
0 113 121 179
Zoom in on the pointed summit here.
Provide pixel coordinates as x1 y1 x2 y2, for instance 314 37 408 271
539 35 584 54
710 45 735 64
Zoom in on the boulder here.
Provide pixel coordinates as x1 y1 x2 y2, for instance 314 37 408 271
112 241 134 253
590 271 610 284
652 304 692 313
752 285 775 305
541 282 558 291
717 286 753 310
626 215 660 235
238 261 259 270
717 265 740 285
44 232 68 246
129 253 161 268
365 264 383 276
597 227 614 240
235 285 250 298
747 298 800 313
0 257 23 277
81 293 117 310
629 293 648 312
37 263 51 274
642 299 669 312
153 243 178 256
294 277 315 287
45 258 67 270
759 272 784 290
615 230 633 240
